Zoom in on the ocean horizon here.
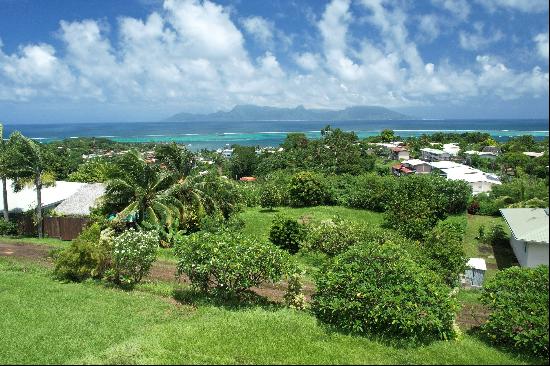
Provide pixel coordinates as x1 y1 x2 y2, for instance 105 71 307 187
4 118 548 151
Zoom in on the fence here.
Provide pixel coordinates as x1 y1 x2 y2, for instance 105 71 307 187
17 216 90 241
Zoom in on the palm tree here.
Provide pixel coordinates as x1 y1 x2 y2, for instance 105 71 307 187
103 151 183 227
0 123 9 221
154 142 195 179
3 132 51 237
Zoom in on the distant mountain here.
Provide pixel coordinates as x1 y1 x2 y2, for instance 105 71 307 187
164 105 411 122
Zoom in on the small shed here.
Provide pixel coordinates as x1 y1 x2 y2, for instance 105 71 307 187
464 258 487 288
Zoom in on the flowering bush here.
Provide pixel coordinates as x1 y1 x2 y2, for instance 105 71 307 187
303 217 364 256
175 231 294 296
108 229 159 286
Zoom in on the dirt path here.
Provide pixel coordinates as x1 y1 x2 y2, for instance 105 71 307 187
0 242 315 302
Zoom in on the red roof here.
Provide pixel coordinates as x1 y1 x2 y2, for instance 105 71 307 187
400 167 413 174
239 176 257 182
392 164 402 169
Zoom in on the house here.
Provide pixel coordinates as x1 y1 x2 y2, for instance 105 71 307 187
482 146 501 155
390 147 410 161
53 183 105 216
420 148 451 162
391 163 414 176
500 208 549 268
442 143 460 156
401 159 432 174
429 161 501 194
463 258 487 288
0 179 87 214
465 150 499 160
523 151 544 158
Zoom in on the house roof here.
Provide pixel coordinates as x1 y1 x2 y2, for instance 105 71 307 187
402 159 429 166
0 180 87 213
523 152 544 158
500 208 549 244
420 147 448 155
467 258 487 271
54 183 106 216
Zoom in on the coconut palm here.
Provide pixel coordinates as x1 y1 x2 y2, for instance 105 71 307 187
0 123 9 221
3 132 53 237
154 142 195 179
103 151 183 227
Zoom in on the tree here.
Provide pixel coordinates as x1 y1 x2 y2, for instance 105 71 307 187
380 129 396 142
0 123 9 221
102 151 182 227
4 132 51 237
155 142 195 179
229 145 258 179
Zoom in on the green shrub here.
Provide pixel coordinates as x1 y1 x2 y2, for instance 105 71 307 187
237 181 261 207
108 229 159 286
482 223 509 246
269 215 306 254
0 219 18 236
260 183 282 210
288 171 332 207
422 218 467 287
284 272 308 310
304 217 364 256
312 241 458 341
345 174 396 212
53 223 104 282
175 231 293 296
481 265 549 357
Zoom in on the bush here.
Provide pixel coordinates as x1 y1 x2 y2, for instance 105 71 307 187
0 219 18 236
260 183 282 210
108 229 159 286
481 265 549 357
53 223 104 282
269 215 306 254
422 218 467 287
304 217 364 256
345 174 396 212
288 171 332 207
175 231 293 296
284 272 308 310
312 241 458 341
482 223 509 246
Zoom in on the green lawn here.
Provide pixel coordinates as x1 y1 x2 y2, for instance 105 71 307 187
1 257 542 365
238 206 384 240
0 235 68 248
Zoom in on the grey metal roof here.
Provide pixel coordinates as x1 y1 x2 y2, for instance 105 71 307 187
54 183 105 216
500 208 549 244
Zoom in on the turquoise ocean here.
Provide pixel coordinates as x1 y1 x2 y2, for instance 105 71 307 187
4 119 548 151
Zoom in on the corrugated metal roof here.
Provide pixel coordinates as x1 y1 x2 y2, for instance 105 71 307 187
54 183 105 216
500 208 549 244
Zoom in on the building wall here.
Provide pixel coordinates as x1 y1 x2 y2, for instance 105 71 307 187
510 236 528 267
526 242 549 267
415 164 432 173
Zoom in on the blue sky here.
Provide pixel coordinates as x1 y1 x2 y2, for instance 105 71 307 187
0 0 548 123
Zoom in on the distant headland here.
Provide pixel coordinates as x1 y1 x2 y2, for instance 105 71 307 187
164 105 412 122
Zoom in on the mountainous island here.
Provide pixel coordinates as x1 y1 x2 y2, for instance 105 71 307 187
164 105 411 122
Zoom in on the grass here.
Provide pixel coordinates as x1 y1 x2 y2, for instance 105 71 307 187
1 257 543 365
238 206 384 240
0 235 68 248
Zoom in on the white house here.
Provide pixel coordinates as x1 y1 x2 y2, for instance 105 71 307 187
420 148 451 162
465 150 499 160
429 161 501 194
401 159 432 174
500 208 549 268
523 152 544 158
0 180 87 214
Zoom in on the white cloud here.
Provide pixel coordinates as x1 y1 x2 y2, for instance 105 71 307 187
242 16 274 47
459 23 504 51
0 0 547 115
431 0 470 21
534 32 549 60
478 0 548 13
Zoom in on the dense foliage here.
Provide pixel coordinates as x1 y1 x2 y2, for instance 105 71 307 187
303 217 365 256
481 265 549 357
288 171 332 207
269 215 306 254
312 241 458 341
175 231 293 296
422 217 467 287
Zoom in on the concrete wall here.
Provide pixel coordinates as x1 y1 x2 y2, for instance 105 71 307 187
509 236 549 268
510 236 528 267
526 242 549 267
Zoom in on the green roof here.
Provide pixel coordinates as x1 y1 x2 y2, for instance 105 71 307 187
500 208 549 244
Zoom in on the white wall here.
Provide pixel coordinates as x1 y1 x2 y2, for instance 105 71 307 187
510 236 528 267
526 242 549 268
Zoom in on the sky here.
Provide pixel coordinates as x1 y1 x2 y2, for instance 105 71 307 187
0 0 548 123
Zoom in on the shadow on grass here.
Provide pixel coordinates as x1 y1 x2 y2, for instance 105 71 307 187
258 208 279 213
491 242 519 270
465 326 548 364
172 287 284 312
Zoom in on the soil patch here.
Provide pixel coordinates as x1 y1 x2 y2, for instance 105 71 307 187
456 303 491 331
